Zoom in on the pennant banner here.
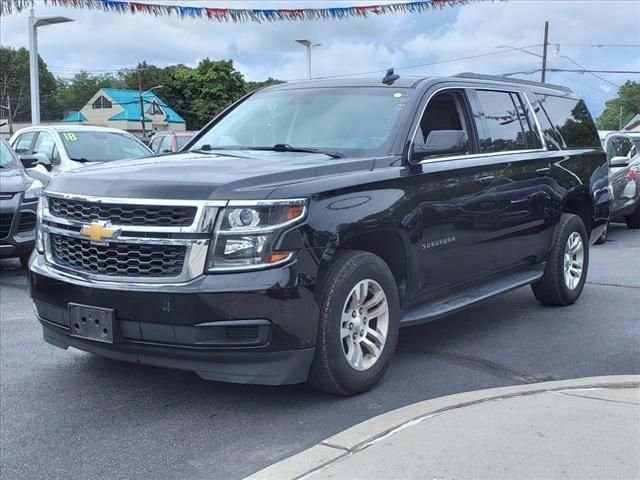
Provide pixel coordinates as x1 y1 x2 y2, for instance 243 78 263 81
0 0 487 21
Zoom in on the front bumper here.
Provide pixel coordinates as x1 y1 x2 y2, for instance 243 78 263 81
0 195 37 259
29 251 321 385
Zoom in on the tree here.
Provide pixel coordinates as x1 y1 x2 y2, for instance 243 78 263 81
596 81 640 130
246 77 285 93
56 71 122 116
0 45 61 123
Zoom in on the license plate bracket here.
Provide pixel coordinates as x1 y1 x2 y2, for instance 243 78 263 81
68 303 116 344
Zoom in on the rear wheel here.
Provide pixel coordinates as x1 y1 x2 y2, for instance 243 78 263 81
532 214 589 306
625 202 640 229
308 251 400 396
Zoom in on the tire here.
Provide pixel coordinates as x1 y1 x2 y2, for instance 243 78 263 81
595 222 608 245
308 250 400 396
532 213 589 306
625 202 640 229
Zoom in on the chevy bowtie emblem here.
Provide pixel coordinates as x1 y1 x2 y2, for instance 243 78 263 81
80 222 120 243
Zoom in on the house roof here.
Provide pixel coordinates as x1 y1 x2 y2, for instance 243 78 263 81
62 111 88 122
101 88 185 124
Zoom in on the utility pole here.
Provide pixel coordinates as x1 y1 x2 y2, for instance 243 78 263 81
138 71 146 139
541 20 549 83
619 105 623 130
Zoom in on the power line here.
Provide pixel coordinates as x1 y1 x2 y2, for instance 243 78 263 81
315 45 544 80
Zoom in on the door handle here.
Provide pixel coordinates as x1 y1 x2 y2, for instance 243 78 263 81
536 167 551 176
475 175 496 185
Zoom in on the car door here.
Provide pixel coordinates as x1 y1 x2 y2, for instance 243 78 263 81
403 87 498 301
467 89 554 272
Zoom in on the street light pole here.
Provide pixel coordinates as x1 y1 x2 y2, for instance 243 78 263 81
296 39 321 80
28 10 40 126
28 9 74 125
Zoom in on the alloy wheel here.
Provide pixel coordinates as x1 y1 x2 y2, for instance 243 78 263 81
340 279 389 371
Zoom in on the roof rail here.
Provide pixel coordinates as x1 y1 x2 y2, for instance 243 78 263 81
452 72 572 93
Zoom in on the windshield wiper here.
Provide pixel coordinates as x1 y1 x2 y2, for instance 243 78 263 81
191 144 343 159
267 144 343 158
69 157 90 163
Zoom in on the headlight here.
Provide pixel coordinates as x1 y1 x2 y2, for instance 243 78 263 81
206 199 307 272
23 179 43 201
35 196 45 254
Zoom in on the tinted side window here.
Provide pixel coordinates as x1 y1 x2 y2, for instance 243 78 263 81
413 90 472 159
535 94 600 148
607 136 633 160
13 132 36 155
473 90 529 153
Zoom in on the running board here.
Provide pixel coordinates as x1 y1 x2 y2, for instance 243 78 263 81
400 269 544 327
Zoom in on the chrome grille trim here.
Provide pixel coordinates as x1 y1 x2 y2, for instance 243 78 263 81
40 192 227 283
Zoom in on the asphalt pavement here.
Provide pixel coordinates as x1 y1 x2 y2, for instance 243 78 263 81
1 223 639 480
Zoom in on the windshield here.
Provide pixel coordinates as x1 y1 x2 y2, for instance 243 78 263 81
191 87 411 156
60 131 150 162
0 138 18 168
176 134 194 151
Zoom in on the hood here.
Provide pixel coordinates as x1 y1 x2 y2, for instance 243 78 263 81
45 151 376 201
0 167 28 194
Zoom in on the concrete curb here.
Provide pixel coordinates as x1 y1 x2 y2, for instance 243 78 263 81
244 375 640 480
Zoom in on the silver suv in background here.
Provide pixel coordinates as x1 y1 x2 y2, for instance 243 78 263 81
598 130 640 242
0 137 39 268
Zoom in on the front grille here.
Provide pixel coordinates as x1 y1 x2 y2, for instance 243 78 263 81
0 213 13 238
50 234 187 277
17 212 37 233
49 197 197 227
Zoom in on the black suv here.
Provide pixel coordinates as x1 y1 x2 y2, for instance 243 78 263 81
29 73 609 395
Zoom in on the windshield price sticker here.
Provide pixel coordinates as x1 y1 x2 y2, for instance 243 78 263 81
63 133 78 141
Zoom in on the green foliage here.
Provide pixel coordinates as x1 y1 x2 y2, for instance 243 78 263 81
1 49 283 129
246 77 285 93
0 45 61 122
596 81 640 130
56 71 123 116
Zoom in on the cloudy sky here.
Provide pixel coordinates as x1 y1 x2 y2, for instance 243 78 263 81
1 0 639 117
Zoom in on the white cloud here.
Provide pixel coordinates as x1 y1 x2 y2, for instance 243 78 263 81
0 0 638 116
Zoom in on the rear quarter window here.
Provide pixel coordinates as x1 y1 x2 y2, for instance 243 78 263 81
535 94 600 149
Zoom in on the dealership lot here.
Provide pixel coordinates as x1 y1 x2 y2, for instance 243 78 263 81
1 224 638 480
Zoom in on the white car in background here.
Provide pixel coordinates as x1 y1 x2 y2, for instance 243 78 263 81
9 125 152 183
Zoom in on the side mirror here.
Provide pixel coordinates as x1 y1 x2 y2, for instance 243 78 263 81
20 155 39 169
610 156 629 168
413 130 468 161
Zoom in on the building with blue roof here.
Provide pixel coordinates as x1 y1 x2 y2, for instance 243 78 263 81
62 88 186 138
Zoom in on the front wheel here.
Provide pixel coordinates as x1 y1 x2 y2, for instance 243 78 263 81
532 213 589 306
308 251 400 396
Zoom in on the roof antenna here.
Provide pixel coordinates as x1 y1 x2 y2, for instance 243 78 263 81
382 68 400 86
